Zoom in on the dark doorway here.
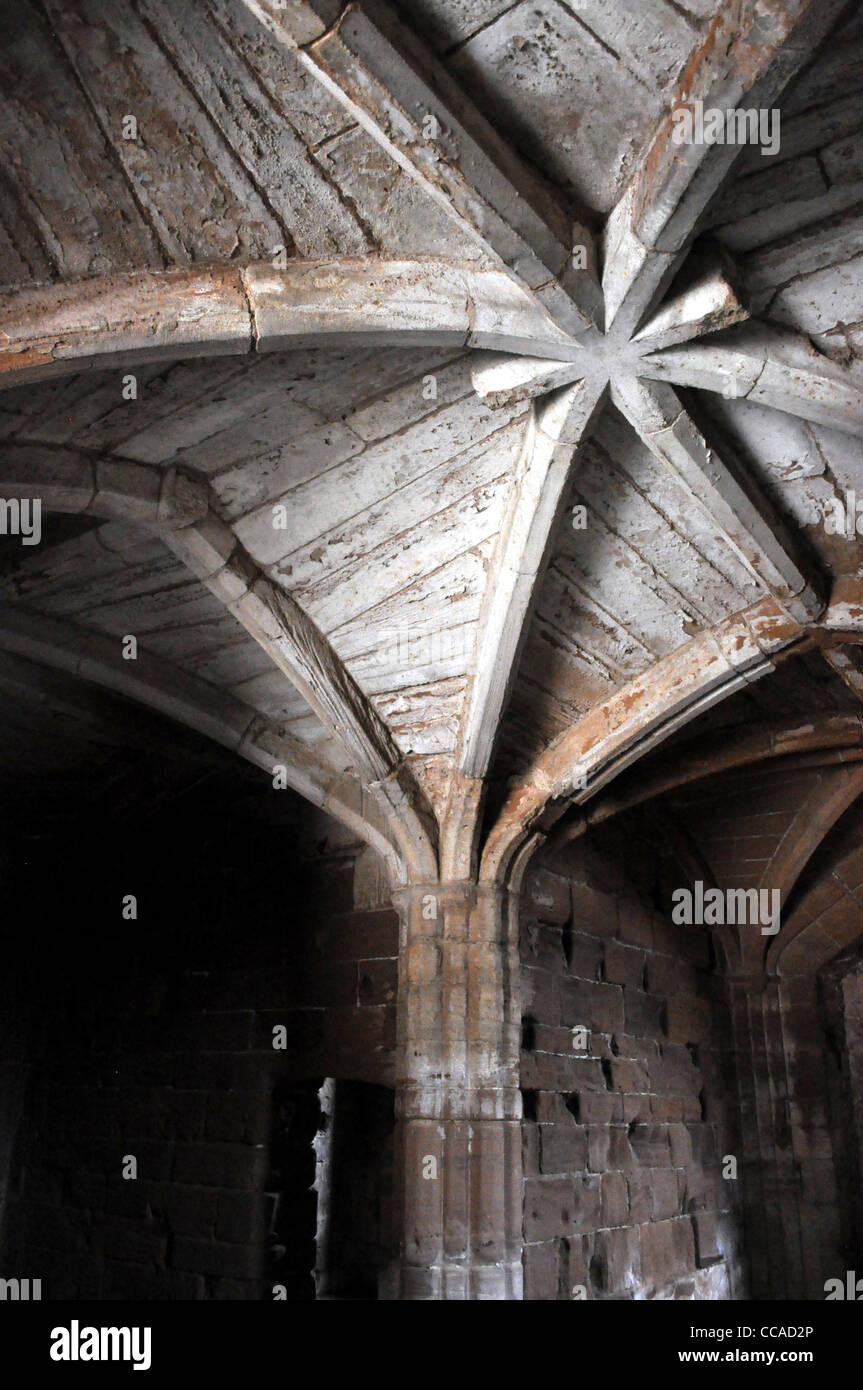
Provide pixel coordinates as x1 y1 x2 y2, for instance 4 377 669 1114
267 1081 323 1300
315 1080 396 1300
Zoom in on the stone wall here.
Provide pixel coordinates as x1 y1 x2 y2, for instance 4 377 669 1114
0 821 398 1300
841 967 863 1255
519 828 746 1301
726 976 844 1300
3 796 858 1302
733 954 863 1301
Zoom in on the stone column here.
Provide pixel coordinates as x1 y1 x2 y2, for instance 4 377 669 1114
388 878 523 1299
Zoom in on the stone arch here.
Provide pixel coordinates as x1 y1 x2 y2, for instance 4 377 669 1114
0 260 577 391
480 598 806 886
769 816 863 979
0 446 423 885
0 606 407 888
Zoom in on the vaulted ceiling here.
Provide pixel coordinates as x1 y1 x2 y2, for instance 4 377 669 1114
2 0 863 908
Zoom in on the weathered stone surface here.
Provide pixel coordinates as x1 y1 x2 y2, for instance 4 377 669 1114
0 0 858 1309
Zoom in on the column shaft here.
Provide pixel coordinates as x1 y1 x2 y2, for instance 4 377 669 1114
390 880 523 1299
